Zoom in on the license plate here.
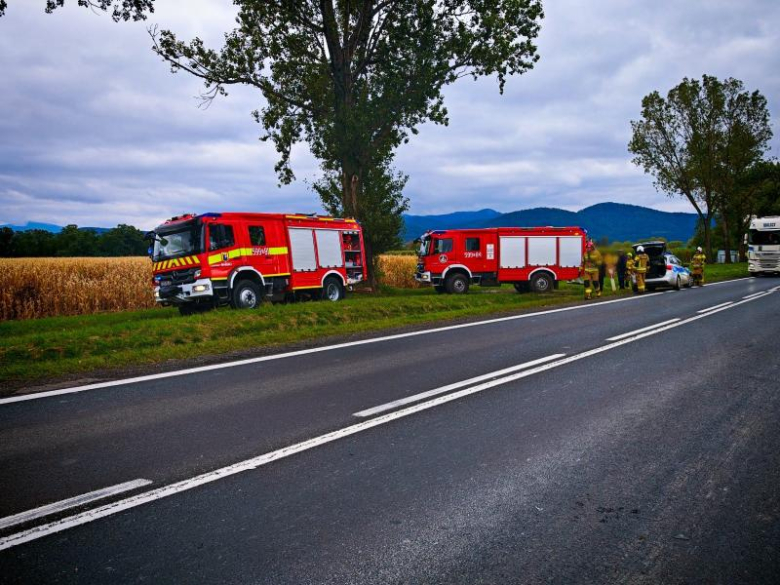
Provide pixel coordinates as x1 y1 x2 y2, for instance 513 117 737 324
160 280 172 287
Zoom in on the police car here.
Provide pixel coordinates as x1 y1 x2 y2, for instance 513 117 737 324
633 241 693 291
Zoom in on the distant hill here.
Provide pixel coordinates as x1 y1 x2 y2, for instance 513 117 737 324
402 209 502 241
403 203 697 243
0 222 110 234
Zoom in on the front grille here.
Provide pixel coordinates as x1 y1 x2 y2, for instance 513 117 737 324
158 267 199 284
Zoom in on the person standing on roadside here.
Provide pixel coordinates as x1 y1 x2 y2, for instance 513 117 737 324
690 246 706 286
625 252 635 291
617 250 628 289
581 240 603 300
634 246 650 294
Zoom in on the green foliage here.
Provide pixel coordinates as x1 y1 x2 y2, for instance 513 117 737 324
314 160 409 271
0 1 154 21
1 225 148 257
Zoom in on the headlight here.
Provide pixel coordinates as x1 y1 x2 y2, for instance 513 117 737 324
193 284 209 293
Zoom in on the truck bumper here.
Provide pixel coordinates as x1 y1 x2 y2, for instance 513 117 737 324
155 278 215 305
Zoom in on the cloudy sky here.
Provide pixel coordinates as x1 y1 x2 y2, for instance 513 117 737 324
0 0 778 229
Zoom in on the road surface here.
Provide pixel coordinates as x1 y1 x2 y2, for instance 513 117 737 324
1 277 779 584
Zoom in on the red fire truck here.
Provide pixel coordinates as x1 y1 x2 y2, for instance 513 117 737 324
148 212 366 314
414 226 586 294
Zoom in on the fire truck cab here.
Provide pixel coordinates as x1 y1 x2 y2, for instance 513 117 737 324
415 226 586 294
149 212 366 314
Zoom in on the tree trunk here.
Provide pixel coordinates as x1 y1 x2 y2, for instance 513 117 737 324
704 215 714 262
340 161 378 290
720 212 732 263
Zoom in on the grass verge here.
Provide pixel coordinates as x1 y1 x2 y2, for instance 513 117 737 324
0 263 748 386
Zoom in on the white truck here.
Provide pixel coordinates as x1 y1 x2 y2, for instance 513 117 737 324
746 216 780 275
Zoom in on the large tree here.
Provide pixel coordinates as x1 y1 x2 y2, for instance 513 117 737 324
150 1 543 285
629 75 771 261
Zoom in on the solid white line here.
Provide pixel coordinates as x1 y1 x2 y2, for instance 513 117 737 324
697 301 733 314
0 290 667 406
743 291 767 300
606 319 681 341
1 286 775 552
0 479 152 531
352 354 566 418
702 277 753 287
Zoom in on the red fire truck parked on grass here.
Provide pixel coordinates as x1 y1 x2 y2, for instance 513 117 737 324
148 212 366 314
414 226 586 294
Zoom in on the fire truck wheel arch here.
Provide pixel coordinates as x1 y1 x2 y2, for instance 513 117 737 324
441 264 473 281
319 270 346 287
527 267 558 282
229 267 266 290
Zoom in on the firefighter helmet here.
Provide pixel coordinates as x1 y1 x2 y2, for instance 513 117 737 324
627 252 633 258
637 245 645 253
697 246 702 253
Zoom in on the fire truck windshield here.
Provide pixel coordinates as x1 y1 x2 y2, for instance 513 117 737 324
419 236 431 256
153 225 202 261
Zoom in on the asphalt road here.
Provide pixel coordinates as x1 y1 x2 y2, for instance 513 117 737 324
1 277 779 584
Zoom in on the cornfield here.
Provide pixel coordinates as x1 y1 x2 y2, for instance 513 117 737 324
0 258 155 321
0 255 420 321
377 254 419 289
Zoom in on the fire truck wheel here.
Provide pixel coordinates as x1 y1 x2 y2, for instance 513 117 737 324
322 276 345 302
445 273 469 294
530 272 554 293
231 279 262 309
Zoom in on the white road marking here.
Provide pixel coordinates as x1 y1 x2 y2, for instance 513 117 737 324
1 285 775 552
605 319 681 341
697 301 733 314
0 479 151 531
1 290 670 406
352 354 566 418
743 291 768 300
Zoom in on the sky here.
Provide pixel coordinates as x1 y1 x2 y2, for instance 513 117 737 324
0 0 778 230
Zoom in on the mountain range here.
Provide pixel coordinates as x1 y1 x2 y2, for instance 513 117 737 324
3 202 699 244
403 203 698 243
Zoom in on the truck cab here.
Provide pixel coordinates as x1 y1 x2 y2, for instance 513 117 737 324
747 216 780 274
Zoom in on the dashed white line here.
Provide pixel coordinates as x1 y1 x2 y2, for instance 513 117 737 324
606 319 681 341
697 301 733 314
743 291 768 300
0 479 152 531
353 354 566 418
0 284 774 552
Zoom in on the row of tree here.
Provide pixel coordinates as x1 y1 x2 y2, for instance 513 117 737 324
0 225 148 257
629 75 776 262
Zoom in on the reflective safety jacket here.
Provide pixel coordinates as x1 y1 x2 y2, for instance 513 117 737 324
634 253 649 273
691 253 706 272
625 257 635 272
582 249 603 275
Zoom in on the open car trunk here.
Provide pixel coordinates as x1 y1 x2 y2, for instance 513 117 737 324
634 242 667 278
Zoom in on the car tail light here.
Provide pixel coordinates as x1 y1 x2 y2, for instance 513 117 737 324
666 264 672 270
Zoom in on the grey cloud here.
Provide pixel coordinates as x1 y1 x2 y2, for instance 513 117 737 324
0 0 778 227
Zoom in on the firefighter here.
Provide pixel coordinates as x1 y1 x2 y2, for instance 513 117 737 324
625 251 635 290
581 240 603 300
634 246 650 294
690 246 706 286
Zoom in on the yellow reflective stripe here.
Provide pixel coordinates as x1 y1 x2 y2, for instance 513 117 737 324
286 215 308 220
268 247 288 255
262 272 290 278
292 285 323 290
208 253 222 265
212 277 228 280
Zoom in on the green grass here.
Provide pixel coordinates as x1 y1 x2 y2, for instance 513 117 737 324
0 264 748 386
703 262 749 283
